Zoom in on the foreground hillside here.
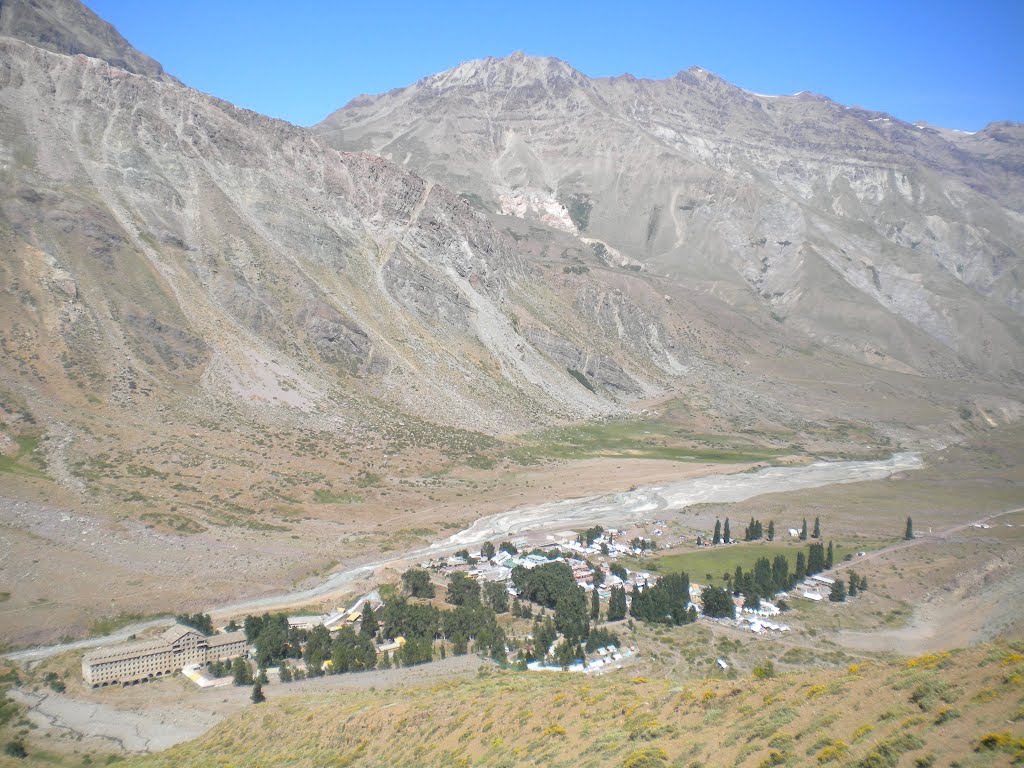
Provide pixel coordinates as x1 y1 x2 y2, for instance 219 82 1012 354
115 644 1024 768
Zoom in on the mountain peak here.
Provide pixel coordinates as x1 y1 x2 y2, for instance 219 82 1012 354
0 0 175 81
421 51 585 90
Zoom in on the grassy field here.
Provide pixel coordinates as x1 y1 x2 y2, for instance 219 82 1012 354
638 539 891 583
0 433 46 478
109 643 1024 768
506 419 791 465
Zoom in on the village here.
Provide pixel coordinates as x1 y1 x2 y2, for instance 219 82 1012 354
79 515 872 693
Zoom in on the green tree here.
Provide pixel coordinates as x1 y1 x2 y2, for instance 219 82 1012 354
360 603 379 639
232 656 253 686
484 581 509 614
401 569 436 598
257 667 269 685
767 519 775 541
700 586 735 618
723 518 731 544
481 541 496 560
512 561 576 609
859 574 868 591
813 517 821 539
807 543 825 575
610 562 628 580
904 517 914 540
591 588 600 621
553 639 577 670
554 587 589 645
251 682 265 704
713 519 722 545
800 518 808 541
795 551 807 581
175 612 214 635
279 663 292 683
607 586 628 621
446 572 481 606
499 541 518 555
4 739 27 759
532 617 557 659
825 540 834 569
829 580 846 602
848 570 859 596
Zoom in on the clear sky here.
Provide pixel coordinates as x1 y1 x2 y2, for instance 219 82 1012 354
85 0 1023 131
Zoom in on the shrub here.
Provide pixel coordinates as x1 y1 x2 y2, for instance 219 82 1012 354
621 747 668 768
4 739 27 758
816 741 848 763
852 724 874 741
853 734 924 768
758 751 787 767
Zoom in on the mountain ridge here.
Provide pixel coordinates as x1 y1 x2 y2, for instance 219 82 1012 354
315 52 1024 387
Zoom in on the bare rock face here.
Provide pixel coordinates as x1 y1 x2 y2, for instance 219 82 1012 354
317 54 1024 385
0 0 175 81
0 0 1021 489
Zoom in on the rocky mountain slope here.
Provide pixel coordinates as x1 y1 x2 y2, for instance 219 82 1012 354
317 53 1024 384
0 0 1021 533
0 33 704 442
0 0 174 81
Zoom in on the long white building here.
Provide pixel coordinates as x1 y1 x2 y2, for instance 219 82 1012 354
82 624 247 688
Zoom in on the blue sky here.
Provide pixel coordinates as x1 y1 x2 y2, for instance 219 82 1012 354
86 0 1023 131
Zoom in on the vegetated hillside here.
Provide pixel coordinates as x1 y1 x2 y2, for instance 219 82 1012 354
124 644 1024 768
317 53 1024 385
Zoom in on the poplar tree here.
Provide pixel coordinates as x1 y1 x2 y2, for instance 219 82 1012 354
251 682 266 704
825 540 834 569
767 520 775 541
360 603 378 638
813 517 821 539
723 518 731 544
800 519 808 541
591 588 600 621
713 519 722 545
904 517 914 540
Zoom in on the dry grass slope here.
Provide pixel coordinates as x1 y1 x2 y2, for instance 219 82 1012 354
122 644 1024 768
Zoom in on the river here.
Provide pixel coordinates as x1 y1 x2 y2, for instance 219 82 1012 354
3 451 922 662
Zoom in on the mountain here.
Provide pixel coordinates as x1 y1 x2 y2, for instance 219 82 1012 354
0 0 175 81
316 53 1024 384
1 1 1023 645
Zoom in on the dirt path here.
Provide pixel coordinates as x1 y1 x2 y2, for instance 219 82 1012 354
8 687 220 752
832 506 1024 654
6 655 488 754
